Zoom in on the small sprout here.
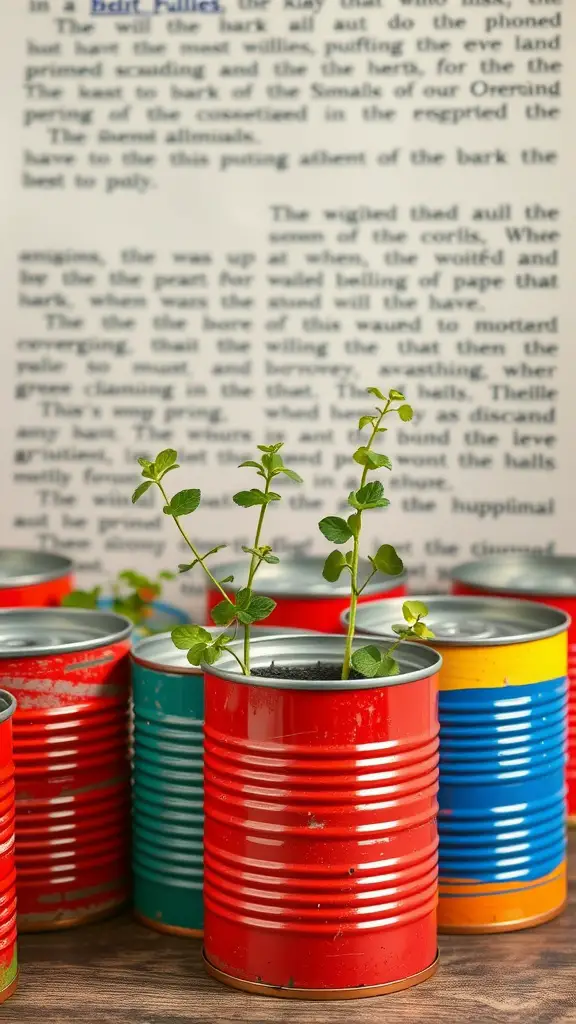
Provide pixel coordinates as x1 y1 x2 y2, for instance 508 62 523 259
318 386 433 680
62 569 177 634
132 442 302 673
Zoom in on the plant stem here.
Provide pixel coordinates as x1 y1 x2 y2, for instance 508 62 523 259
243 471 273 673
157 482 230 602
342 400 392 681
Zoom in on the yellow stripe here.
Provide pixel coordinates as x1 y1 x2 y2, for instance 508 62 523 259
435 632 567 690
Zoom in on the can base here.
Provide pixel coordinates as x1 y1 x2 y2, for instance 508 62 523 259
203 951 438 1000
135 912 203 939
18 900 127 934
0 973 18 1005
438 900 566 935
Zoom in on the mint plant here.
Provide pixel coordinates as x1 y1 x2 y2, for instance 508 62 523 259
132 444 302 673
318 386 434 680
62 569 176 634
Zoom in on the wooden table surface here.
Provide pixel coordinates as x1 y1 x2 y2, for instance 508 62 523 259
5 834 575 1024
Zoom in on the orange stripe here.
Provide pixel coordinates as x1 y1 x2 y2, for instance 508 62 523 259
438 862 566 931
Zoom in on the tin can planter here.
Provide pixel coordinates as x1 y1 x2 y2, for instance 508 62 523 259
350 595 570 934
0 550 73 608
206 557 407 634
131 626 315 938
0 608 132 932
202 633 442 999
0 691 17 1003
451 555 576 826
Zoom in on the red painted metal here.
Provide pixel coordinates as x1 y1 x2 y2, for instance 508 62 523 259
453 581 576 822
203 656 440 994
0 692 17 1002
207 584 407 634
0 632 132 931
0 551 73 608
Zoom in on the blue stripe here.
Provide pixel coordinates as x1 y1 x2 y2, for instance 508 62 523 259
438 676 567 884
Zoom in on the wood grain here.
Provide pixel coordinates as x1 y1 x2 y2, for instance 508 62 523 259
4 835 575 1024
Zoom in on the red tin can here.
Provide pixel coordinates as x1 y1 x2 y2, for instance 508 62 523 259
206 558 407 635
0 550 73 608
0 691 17 1003
0 608 132 932
451 555 576 825
202 633 442 1000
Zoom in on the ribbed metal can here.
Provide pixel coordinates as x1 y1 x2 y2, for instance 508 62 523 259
451 556 576 826
0 550 73 608
131 626 316 938
0 692 17 1003
201 633 442 999
206 557 407 634
0 609 132 932
350 595 570 933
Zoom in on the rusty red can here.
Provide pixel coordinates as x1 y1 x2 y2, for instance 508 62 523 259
0 550 73 608
202 633 442 1000
206 558 407 634
0 691 17 1003
451 555 576 825
0 608 132 932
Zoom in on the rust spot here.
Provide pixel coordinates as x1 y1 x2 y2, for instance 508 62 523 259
348 867 355 875
308 814 325 830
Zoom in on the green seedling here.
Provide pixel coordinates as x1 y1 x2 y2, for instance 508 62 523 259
318 386 434 680
132 444 302 673
61 569 176 634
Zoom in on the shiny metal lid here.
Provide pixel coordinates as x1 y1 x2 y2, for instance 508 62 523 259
0 549 73 589
451 555 576 598
202 633 442 691
0 692 16 723
348 595 570 647
209 556 406 598
131 626 318 674
0 608 132 658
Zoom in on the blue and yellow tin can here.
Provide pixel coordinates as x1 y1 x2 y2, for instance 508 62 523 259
131 632 205 936
348 595 570 934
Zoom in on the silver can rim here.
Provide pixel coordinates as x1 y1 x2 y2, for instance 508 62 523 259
0 549 73 589
201 633 442 691
343 595 571 647
131 626 320 675
0 691 16 723
0 607 133 658
450 554 576 598
208 557 406 598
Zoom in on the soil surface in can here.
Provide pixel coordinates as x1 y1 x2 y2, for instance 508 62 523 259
252 662 364 681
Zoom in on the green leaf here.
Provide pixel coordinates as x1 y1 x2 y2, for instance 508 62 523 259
132 480 153 503
398 404 413 422
358 415 374 430
178 562 198 574
318 516 353 544
233 489 271 507
164 489 201 517
389 389 405 401
172 625 212 649
211 599 237 626
403 600 429 622
186 642 209 665
278 467 303 483
158 570 175 581
322 550 347 583
356 481 384 505
214 633 233 648
351 646 383 678
238 460 263 471
366 386 386 401
236 588 252 611
61 587 101 610
345 550 354 567
154 449 178 477
373 544 404 576
353 447 392 470
262 452 283 472
218 575 234 585
347 490 362 511
391 624 411 637
379 653 400 676
347 513 361 537
245 595 276 623
413 622 435 639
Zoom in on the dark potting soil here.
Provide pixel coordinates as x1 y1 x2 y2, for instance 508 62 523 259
252 662 363 681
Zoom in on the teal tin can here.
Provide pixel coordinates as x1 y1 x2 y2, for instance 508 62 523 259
131 626 316 937
131 631 205 937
